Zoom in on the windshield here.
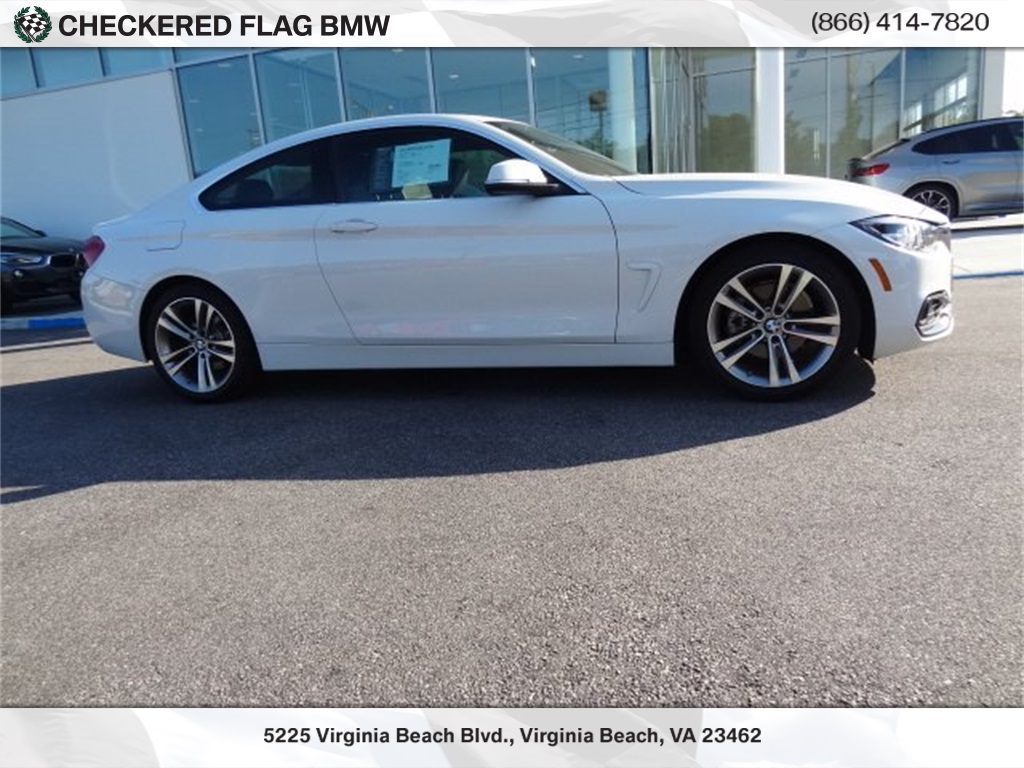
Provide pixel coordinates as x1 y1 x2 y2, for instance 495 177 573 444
489 120 633 177
0 217 39 238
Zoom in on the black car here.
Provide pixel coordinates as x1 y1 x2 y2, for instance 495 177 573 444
1 216 87 314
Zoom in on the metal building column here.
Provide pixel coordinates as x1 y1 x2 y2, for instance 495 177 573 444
755 48 785 174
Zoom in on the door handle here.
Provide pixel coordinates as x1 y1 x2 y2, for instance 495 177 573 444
329 219 378 233
940 159 961 165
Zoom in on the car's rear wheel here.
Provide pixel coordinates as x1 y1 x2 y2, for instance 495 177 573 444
906 183 958 219
686 244 861 400
145 283 259 402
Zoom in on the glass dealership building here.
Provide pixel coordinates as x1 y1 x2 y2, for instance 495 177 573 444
1 46 1019 234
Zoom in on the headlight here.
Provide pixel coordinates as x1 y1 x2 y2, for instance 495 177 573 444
0 252 46 265
852 216 951 252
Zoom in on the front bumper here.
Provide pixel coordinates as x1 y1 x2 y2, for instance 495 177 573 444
2 264 83 300
814 221 954 360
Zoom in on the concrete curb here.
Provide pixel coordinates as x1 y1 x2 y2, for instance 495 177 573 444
953 270 1024 280
951 214 1024 232
0 312 86 331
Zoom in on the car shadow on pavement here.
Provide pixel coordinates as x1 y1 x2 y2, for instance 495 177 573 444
0 361 875 504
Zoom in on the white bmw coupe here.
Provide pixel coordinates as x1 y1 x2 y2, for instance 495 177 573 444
82 114 953 402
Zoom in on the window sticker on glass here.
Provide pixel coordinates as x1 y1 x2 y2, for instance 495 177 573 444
391 139 451 188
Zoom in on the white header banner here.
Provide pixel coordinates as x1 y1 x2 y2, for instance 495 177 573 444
2 707 1023 767
2 1 1023 47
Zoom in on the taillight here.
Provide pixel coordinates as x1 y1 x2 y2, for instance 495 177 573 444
852 163 890 177
82 235 105 267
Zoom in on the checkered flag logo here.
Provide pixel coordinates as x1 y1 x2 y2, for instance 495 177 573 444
20 13 45 34
14 6 52 43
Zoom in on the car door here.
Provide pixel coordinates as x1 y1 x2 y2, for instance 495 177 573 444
193 138 355 345
941 122 1022 214
314 126 619 345
1008 120 1024 210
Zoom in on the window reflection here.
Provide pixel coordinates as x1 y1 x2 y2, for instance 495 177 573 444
32 49 102 88
650 49 691 173
785 57 827 176
781 48 980 177
903 49 979 135
532 49 647 171
433 49 529 122
6 44 984 183
178 58 261 176
256 49 341 141
827 50 901 178
1 49 35 97
695 69 754 172
101 49 172 77
173 49 237 64
692 49 754 76
341 49 430 119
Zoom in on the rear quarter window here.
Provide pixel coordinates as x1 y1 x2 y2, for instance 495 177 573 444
912 132 961 155
200 140 335 210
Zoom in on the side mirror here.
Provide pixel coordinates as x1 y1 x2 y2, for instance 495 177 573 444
484 159 563 196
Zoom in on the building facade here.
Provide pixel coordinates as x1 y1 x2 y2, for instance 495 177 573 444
1 46 1019 236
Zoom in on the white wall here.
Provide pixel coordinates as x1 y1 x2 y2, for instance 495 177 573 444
1001 49 1023 115
0 71 191 239
981 48 1023 118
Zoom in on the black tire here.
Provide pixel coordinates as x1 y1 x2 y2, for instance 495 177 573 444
144 282 260 402
685 242 861 401
906 183 958 220
0 287 12 316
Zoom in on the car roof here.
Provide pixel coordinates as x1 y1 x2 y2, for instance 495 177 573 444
253 113 514 153
911 115 1022 141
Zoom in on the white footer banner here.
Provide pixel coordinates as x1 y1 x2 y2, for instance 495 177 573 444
1 707 1022 767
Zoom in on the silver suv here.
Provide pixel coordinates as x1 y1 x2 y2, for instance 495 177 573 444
848 117 1023 219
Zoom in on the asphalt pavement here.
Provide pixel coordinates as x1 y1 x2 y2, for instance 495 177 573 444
1 255 1020 708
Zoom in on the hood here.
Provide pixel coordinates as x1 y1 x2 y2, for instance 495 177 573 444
613 173 945 224
0 235 85 255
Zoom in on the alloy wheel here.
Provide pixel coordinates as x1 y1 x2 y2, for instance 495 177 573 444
706 263 842 389
910 187 954 218
153 297 238 395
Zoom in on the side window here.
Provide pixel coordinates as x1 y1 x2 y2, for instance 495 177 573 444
913 133 961 155
200 139 335 210
956 125 1008 154
335 127 516 203
450 146 513 198
1009 122 1023 151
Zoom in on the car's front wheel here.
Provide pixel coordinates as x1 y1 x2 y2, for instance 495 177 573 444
686 244 861 400
145 282 259 402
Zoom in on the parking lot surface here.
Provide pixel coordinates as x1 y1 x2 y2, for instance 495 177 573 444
1 277 1021 708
